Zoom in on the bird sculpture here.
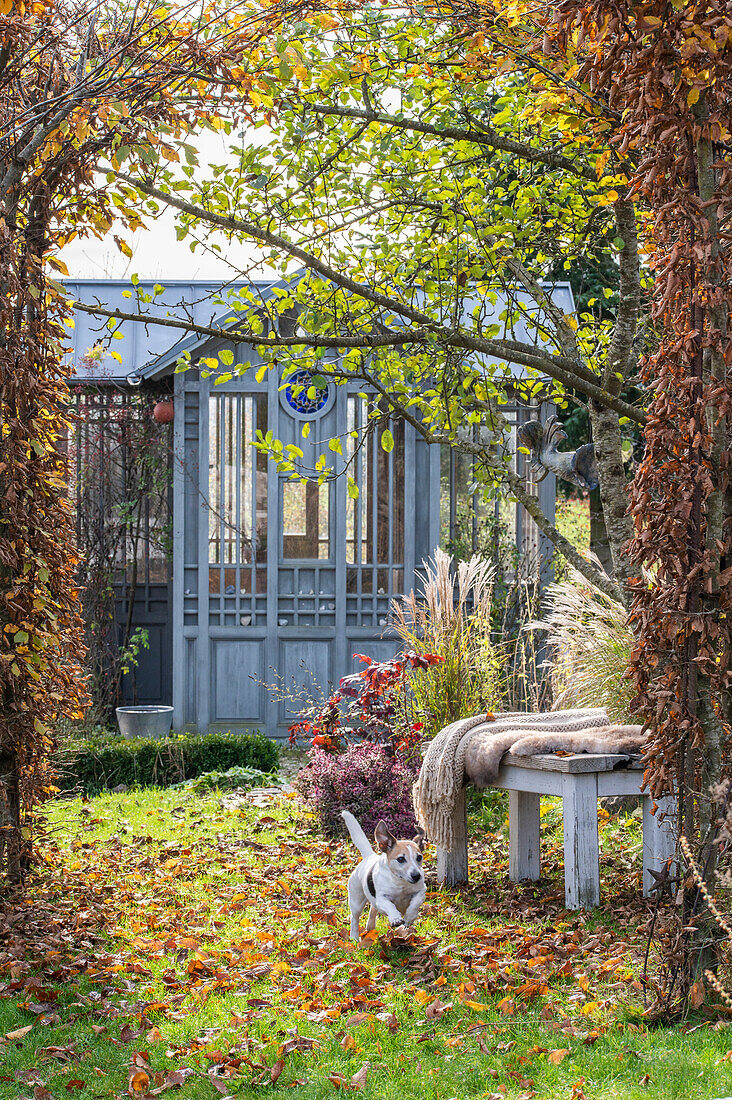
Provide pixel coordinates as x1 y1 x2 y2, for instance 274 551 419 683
515 414 599 492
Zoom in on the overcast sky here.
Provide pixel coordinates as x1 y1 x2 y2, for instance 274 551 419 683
60 129 271 282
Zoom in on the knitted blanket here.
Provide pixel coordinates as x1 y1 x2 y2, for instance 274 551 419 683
413 708 645 852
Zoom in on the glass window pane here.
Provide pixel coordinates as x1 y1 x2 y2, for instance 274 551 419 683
283 479 330 559
208 393 268 567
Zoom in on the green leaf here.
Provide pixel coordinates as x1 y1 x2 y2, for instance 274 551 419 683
347 477 360 500
219 348 234 366
380 428 394 453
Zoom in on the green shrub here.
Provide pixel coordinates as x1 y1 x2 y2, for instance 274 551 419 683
54 731 279 795
181 765 277 794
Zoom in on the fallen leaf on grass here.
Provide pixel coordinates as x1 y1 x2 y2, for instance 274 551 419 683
270 1059 285 1083
208 1070 234 1096
497 997 515 1016
128 1068 150 1094
638 1073 651 1087
328 1073 348 1089
33 1088 53 1100
690 979 705 1009
65 1082 85 1092
425 997 451 1020
5 1025 33 1040
548 1049 569 1065
340 1034 357 1052
147 1068 193 1095
350 1063 369 1090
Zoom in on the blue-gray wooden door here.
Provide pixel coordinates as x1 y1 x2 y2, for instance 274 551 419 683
171 353 440 740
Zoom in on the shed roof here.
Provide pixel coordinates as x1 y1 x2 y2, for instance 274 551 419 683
63 278 575 385
63 278 280 384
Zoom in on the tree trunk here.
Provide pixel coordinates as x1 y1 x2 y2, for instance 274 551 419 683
0 748 21 883
589 487 613 577
589 401 634 606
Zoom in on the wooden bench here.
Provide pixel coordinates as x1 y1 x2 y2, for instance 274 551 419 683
435 751 676 909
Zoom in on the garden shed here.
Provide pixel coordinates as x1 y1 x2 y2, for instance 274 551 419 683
65 278 568 740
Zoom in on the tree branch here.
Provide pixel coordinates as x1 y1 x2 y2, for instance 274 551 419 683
298 100 600 183
71 297 646 424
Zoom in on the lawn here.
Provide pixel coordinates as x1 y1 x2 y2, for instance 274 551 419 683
1 786 731 1100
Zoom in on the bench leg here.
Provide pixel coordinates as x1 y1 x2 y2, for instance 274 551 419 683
436 787 469 885
562 773 600 909
509 790 541 882
643 793 677 896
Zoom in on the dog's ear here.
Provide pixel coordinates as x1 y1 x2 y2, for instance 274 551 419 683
375 820 396 852
412 827 426 852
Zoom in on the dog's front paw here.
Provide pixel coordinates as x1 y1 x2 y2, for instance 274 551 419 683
389 917 404 928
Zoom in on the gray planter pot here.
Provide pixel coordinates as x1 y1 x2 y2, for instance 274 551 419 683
115 705 174 740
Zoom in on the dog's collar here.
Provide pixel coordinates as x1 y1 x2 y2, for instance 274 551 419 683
365 867 375 900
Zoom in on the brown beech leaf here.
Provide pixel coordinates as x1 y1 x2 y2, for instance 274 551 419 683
148 1068 193 1095
34 1088 53 1100
5 1025 33 1041
350 1063 369 1090
270 1059 285 1083
340 1034 356 1051
327 1073 348 1089
548 1049 569 1065
689 980 705 1009
425 997 451 1021
65 1082 85 1092
208 1070 233 1096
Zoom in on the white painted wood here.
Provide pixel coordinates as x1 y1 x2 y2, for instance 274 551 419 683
597 770 645 797
562 773 600 909
509 790 540 881
503 751 641 774
440 750 673 910
492 764 565 797
436 787 469 885
643 793 677 896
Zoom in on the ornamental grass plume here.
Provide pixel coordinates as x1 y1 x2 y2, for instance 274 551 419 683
389 548 503 736
535 563 635 723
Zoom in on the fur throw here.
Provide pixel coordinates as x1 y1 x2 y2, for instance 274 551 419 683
413 708 645 853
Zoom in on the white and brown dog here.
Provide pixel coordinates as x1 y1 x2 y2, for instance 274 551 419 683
340 810 426 941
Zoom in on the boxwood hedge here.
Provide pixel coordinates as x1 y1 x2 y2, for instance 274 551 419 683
55 731 279 796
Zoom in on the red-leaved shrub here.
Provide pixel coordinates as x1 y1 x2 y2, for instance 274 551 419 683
295 741 420 841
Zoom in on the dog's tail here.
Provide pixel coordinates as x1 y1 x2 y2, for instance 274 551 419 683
340 810 375 860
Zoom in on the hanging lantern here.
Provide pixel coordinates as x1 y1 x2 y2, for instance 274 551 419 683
153 398 174 424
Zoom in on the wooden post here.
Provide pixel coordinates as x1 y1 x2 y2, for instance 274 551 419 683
436 787 469 885
642 793 677 896
562 773 600 909
509 790 541 881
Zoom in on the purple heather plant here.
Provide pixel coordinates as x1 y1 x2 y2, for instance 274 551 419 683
295 740 420 841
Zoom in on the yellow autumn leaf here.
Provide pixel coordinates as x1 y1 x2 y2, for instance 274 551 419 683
687 87 700 106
